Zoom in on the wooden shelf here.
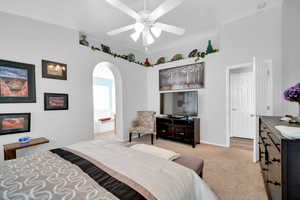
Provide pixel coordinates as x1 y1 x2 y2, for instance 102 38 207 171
3 137 49 160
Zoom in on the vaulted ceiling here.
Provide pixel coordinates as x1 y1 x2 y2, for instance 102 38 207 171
0 0 282 53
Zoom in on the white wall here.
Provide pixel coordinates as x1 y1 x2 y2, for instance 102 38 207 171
0 11 148 161
147 54 227 146
282 0 300 115
220 6 283 115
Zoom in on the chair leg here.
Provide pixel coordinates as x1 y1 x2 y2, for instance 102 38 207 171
129 132 132 143
151 134 154 145
138 133 141 138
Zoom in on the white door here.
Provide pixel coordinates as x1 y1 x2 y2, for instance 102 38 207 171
230 71 254 139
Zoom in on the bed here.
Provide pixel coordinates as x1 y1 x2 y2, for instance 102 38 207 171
0 140 218 200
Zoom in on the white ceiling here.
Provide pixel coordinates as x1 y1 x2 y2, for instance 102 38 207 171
0 0 282 53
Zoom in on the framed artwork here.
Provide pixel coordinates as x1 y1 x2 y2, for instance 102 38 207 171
0 59 36 103
159 62 205 91
0 113 31 135
44 93 68 111
42 60 67 80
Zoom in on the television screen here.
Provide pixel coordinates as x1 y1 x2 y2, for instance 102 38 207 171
160 91 198 116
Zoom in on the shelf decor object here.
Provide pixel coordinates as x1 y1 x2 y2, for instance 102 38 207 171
284 83 300 120
206 40 214 54
79 34 89 47
171 54 184 61
0 59 36 103
156 57 166 65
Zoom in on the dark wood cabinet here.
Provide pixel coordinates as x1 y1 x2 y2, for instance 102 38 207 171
259 116 300 200
156 117 200 147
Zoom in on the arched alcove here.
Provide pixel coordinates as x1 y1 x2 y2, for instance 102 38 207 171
93 62 124 140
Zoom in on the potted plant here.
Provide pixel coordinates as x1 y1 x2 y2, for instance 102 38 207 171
284 83 300 120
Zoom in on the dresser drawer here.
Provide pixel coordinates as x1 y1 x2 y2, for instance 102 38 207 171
268 132 281 152
260 121 281 152
267 138 282 200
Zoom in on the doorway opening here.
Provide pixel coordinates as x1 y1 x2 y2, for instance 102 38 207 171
226 62 255 152
93 62 123 141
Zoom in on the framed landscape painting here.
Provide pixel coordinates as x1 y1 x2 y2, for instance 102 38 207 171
0 113 31 135
42 60 67 80
44 93 68 111
0 59 36 103
159 62 205 91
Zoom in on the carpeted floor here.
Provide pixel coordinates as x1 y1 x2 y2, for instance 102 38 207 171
95 133 268 200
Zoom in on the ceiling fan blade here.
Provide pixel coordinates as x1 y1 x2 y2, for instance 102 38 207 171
149 0 184 21
154 23 185 35
106 0 140 19
130 31 142 42
107 24 135 36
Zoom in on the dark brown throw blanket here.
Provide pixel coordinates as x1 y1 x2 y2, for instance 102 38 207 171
51 148 147 200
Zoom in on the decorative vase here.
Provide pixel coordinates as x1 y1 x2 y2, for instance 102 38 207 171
79 34 89 47
206 40 214 54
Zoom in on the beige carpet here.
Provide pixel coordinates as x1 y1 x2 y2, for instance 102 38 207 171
95 133 268 200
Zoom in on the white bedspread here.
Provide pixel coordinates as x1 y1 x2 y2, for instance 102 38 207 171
67 140 218 200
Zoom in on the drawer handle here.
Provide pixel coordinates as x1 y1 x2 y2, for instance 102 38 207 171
272 158 280 163
266 161 272 165
267 180 281 186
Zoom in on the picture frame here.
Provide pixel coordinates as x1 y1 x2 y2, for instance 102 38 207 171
44 93 68 111
0 113 31 135
0 59 36 103
159 62 205 91
42 60 67 80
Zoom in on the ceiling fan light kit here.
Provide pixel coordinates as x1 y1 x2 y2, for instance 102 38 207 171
106 0 185 49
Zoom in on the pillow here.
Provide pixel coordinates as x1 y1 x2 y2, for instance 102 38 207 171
130 144 180 161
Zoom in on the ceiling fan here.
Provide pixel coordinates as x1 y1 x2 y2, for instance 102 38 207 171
106 0 185 48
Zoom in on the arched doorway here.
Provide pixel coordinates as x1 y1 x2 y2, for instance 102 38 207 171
93 62 123 140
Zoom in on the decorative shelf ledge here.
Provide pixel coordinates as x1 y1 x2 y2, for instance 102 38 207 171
79 42 219 68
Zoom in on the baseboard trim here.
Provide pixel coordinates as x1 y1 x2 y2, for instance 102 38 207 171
200 140 229 148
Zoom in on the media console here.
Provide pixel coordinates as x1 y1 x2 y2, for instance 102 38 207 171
156 117 200 148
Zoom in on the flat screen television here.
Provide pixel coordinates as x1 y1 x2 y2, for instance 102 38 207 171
160 91 198 117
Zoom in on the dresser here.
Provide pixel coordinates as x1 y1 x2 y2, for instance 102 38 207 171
156 117 200 148
259 116 300 200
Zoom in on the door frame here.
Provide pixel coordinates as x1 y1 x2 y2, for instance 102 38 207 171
226 58 257 161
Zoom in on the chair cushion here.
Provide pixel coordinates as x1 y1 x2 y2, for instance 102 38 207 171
129 127 154 134
174 154 204 176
